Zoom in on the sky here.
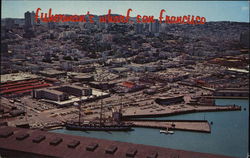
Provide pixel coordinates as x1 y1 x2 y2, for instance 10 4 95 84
1 1 250 22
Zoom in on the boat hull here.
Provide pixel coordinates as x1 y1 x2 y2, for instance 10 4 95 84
65 124 133 131
160 130 174 134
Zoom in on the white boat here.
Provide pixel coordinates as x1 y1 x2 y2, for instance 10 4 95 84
160 129 174 134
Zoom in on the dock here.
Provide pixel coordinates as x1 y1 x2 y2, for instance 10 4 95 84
123 104 241 119
127 120 211 133
213 88 249 99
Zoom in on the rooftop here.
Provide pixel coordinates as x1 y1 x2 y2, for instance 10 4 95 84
39 89 64 95
0 126 233 158
0 73 39 83
227 68 249 74
39 69 66 75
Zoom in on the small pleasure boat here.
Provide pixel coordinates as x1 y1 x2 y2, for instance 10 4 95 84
160 128 174 134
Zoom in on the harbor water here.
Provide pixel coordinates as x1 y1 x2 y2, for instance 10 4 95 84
52 99 249 158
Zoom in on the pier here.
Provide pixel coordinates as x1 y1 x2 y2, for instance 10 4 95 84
213 88 249 99
122 104 241 119
127 120 211 133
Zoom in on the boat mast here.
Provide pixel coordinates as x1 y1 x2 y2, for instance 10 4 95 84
120 94 123 113
78 96 82 125
99 67 109 126
99 69 104 126
100 91 103 125
99 65 109 126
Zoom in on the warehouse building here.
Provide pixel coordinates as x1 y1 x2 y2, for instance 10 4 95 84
32 89 69 101
214 88 249 98
55 85 92 97
0 73 51 98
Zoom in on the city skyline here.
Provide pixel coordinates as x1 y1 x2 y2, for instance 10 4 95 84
2 1 250 22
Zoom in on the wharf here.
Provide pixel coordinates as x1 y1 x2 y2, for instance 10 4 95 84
213 88 249 99
123 105 241 119
127 120 211 133
206 96 249 99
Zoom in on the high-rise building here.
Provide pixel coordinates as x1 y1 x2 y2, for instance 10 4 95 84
25 11 32 28
31 11 35 25
149 20 160 34
159 23 167 33
136 23 143 34
24 11 35 29
24 11 36 38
